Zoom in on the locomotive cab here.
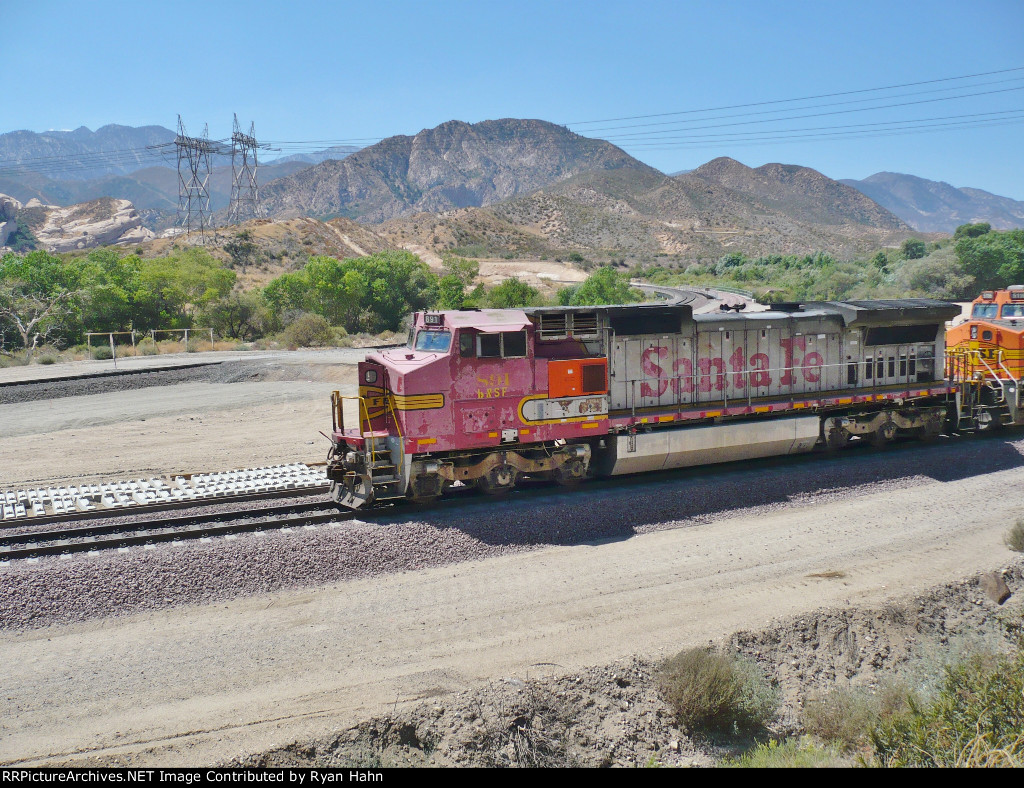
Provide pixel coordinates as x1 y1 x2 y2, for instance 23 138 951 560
327 308 600 508
946 286 1024 429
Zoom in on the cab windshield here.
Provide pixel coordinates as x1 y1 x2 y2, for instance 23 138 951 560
414 330 452 353
972 304 998 318
1002 304 1024 318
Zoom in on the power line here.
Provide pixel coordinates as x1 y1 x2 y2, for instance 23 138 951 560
619 118 1024 152
579 82 1024 137
601 109 1024 144
564 65 1024 125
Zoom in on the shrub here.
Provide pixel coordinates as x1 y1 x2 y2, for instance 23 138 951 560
871 644 1024 767
282 313 333 348
36 355 57 365
138 337 158 356
92 346 113 360
727 737 847 768
658 648 778 733
1005 519 1024 552
803 682 910 751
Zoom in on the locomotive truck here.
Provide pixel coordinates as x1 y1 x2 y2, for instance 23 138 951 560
327 297 961 508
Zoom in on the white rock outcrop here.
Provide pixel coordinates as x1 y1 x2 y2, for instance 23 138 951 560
0 194 22 247
0 193 155 252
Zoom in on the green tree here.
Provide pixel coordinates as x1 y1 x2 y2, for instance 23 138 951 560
139 247 235 326
435 274 466 310
202 291 269 341
487 278 538 308
223 230 261 272
955 229 1024 291
954 222 991 240
900 239 928 260
871 251 890 271
0 250 84 359
78 249 163 332
441 253 479 286
261 250 437 333
565 266 641 306
304 255 367 328
262 271 310 318
353 251 437 332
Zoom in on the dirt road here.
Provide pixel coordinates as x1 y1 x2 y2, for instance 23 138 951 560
2 453 1019 766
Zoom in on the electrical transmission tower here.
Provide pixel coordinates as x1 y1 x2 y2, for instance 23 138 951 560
174 116 221 240
228 114 266 224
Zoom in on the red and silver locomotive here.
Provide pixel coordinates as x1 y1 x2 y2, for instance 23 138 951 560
327 299 960 508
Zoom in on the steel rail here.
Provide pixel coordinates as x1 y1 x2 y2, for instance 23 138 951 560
1 504 355 561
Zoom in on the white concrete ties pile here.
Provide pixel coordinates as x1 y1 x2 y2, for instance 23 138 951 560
0 463 327 521
180 464 325 498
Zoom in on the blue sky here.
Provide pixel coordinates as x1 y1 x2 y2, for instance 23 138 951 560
6 0 1024 198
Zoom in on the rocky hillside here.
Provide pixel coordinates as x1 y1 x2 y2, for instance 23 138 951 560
135 216 395 290
689 158 908 230
377 159 917 263
841 172 1024 233
0 125 177 181
260 119 653 222
0 194 153 252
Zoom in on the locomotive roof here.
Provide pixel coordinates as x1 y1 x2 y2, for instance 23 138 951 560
816 299 961 326
523 302 694 318
525 298 957 327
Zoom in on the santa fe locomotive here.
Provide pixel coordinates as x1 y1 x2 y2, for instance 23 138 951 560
327 296 969 509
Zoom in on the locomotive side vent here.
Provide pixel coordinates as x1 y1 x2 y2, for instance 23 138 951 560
571 312 599 338
538 312 568 339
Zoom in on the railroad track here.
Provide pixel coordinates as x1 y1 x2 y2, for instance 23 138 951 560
0 500 355 561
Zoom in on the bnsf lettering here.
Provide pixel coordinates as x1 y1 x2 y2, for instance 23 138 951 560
639 342 822 392
476 373 510 399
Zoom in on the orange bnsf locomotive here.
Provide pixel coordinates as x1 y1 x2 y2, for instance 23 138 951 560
327 298 962 509
946 286 1024 430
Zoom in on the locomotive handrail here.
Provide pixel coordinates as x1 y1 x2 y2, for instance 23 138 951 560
381 370 404 443
331 392 374 438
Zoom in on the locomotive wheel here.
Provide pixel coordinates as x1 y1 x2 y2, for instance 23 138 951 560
554 458 588 487
408 473 444 505
824 425 850 452
869 420 897 448
477 464 518 496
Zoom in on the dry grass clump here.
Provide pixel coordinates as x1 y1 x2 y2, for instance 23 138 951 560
1005 519 1024 552
658 647 778 734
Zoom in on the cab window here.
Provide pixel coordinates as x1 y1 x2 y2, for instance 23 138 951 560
972 304 998 318
459 331 476 357
477 330 528 358
414 330 452 353
1002 305 1024 318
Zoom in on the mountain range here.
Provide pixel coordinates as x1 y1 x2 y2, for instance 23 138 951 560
375 156 912 261
840 172 1024 233
2 119 1022 259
